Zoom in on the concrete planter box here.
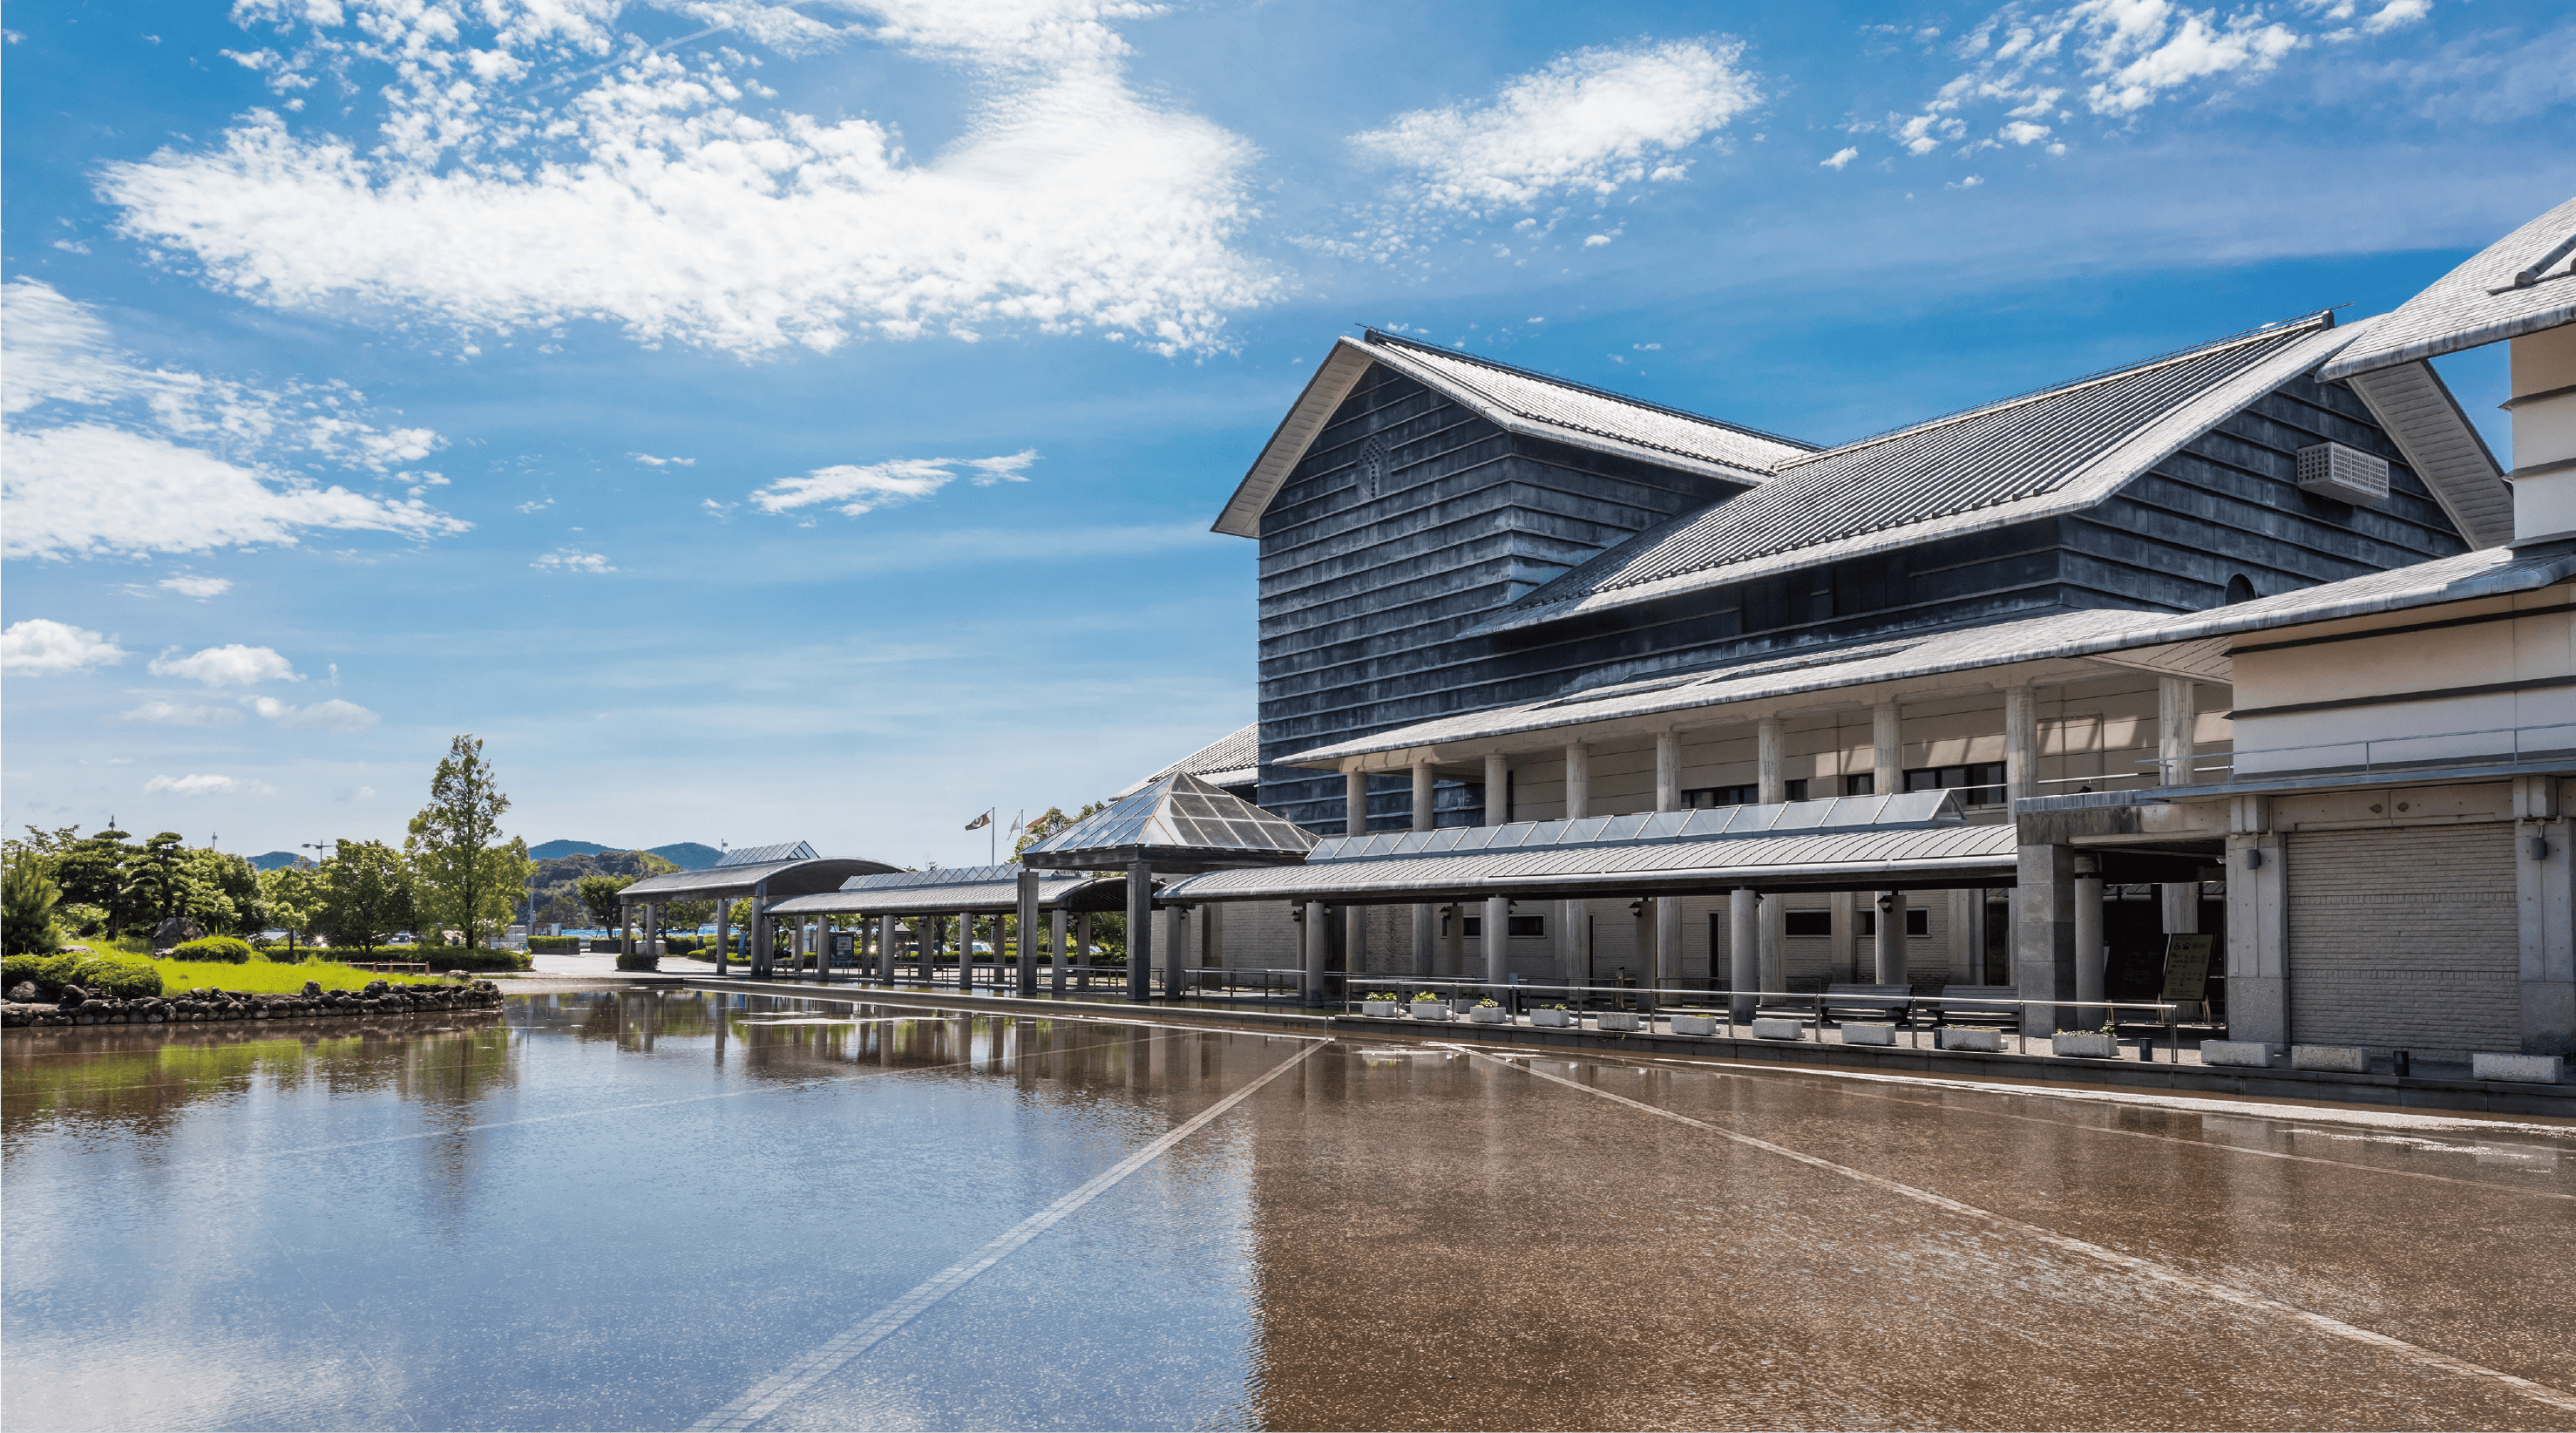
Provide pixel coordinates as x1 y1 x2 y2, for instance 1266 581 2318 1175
2198 1039 2273 1069
1359 1000 1400 1018
2052 1032 2120 1060
2471 1053 2566 1083
1670 1014 1718 1036
1410 1002 1453 1022
1938 1028 2002 1053
1842 1022 1897 1048
2292 1044 2366 1073
1465 1005 1509 1024
1595 1012 1644 1032
1750 1017 1803 1041
1530 1009 1576 1028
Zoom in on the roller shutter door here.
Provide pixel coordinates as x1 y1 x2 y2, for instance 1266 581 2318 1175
2285 825 2518 1057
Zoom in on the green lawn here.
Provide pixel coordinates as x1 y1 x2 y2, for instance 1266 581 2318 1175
153 959 459 995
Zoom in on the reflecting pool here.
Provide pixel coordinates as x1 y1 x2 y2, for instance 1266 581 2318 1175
5 989 2573 1430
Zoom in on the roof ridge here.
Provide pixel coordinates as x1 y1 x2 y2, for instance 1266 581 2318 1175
1364 329 1818 453
1779 310 2336 472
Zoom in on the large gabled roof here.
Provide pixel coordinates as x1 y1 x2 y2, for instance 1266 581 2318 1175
1468 314 2356 635
1112 722 1258 798
2322 196 2576 380
1210 330 1811 539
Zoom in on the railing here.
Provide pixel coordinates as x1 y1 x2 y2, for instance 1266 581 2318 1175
1339 977 2187 1062
2136 722 2576 784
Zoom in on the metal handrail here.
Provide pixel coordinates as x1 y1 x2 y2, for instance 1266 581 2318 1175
2164 721 2576 779
1339 977 2186 1061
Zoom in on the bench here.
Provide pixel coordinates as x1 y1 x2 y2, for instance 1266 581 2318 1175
1820 983 1911 1027
1926 985 2024 1039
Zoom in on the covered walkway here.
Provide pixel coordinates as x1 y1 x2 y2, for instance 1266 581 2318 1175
617 842 899 979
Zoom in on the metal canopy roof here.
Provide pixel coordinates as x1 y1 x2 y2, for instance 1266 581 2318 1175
1474 315 2349 635
766 865 1133 917
620 849 897 902
1156 791 2016 903
2323 196 2576 380
1020 771 1319 873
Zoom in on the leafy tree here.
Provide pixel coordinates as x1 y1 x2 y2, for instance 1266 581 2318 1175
318 839 412 954
578 874 634 928
1015 802 1106 857
406 735 533 949
258 865 321 956
51 827 134 925
3 850 66 955
186 850 265 936
119 832 196 931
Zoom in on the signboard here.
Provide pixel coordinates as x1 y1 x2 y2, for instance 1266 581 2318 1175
2160 933 2215 1001
832 932 857 962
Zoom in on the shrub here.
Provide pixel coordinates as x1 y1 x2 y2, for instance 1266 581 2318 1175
73 954 163 1000
526 935 580 953
661 934 698 954
613 953 659 971
172 935 256 964
316 945 528 972
3 953 44 993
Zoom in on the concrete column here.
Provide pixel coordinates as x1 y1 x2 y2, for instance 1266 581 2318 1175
1346 769 1368 836
1411 903 1434 978
1947 889 1975 982
2017 842 2077 1032
2160 881 2200 936
1444 903 1464 975
1828 891 1857 981
878 914 895 984
1654 896 1681 1002
1565 900 1590 1002
1757 716 1786 804
1302 901 1328 1005
2004 684 2037 805
1565 743 1590 818
814 915 831 984
2514 776 2574 1056
1655 730 1681 812
958 909 974 990
1409 763 1434 982
1412 763 1434 832
1730 888 1759 1018
1759 893 1786 993
1078 912 1094 987
2157 676 2199 786
1125 862 1154 1003
713 896 729 975
1484 752 1510 824
749 884 770 979
2228 818 2291 1043
1165 905 1188 1002
1873 700 1902 796
1483 894 1510 989
1874 891 1908 986
1344 905 1365 989
620 901 634 957
1050 907 1068 996
2073 856 2105 1023
1016 868 1041 997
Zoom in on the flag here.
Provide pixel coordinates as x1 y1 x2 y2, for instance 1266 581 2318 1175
964 811 991 831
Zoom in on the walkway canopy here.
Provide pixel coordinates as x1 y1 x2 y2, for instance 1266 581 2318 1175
1020 771 1319 1000
619 841 899 904
1155 791 2017 905
768 864 1131 918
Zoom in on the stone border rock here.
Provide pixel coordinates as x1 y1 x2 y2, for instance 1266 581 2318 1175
3 978 505 1029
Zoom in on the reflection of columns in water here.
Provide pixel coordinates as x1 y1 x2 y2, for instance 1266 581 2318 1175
713 991 728 1066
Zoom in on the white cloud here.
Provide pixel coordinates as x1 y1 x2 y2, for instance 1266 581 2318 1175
1 618 128 674
97 1 1272 357
750 451 1039 518
631 453 695 467
249 695 381 731
120 700 245 727
148 643 302 687
532 548 617 573
1352 39 1759 214
1822 146 1861 169
334 784 378 803
159 574 234 599
1 280 469 560
144 772 275 797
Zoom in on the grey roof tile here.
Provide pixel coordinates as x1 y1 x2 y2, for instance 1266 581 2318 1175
2322 197 2576 379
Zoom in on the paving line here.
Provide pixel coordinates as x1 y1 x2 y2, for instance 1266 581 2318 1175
1445 1042 2576 1416
686 1036 1330 1433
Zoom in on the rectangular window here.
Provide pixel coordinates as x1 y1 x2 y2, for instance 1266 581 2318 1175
1785 911 1833 937
1682 780 1812 807
1508 914 1546 937
1844 773 1875 796
1786 778 1809 802
1857 908 1932 937
1903 761 2008 805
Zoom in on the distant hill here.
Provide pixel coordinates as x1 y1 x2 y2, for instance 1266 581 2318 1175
527 839 720 869
248 850 309 871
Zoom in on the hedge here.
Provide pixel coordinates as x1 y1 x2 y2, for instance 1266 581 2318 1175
315 946 531 972
171 935 257 964
3 950 165 1001
526 935 580 953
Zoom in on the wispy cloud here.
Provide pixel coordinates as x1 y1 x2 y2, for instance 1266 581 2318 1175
120 700 244 727
630 453 695 467
749 451 1039 519
248 695 381 732
1 280 468 560
1352 38 1759 216
99 0 1272 356
159 574 234 599
144 772 275 797
2 618 127 674
148 643 302 687
532 548 616 574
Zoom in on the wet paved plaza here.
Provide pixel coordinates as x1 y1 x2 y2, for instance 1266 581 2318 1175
3 989 2571 1430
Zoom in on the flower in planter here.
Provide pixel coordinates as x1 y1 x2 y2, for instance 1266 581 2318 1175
1413 992 1441 1002
1475 998 1501 1009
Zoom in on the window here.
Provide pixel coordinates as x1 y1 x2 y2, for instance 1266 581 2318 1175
1681 778 1809 808
1456 914 1547 938
1844 773 1874 796
2225 573 2256 605
1785 911 1833 937
1904 762 2008 806
1856 908 1932 936
1786 778 1808 802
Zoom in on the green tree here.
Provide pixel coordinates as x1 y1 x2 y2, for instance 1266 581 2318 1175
318 839 412 954
3 849 67 955
406 735 533 950
119 832 195 931
51 827 134 927
258 865 321 956
1015 801 1106 856
577 874 634 928
186 850 264 936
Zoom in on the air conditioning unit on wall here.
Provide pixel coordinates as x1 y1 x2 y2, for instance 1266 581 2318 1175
2296 440 2390 505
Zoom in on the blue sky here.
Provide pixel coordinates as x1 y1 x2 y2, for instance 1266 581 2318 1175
4 0 2571 869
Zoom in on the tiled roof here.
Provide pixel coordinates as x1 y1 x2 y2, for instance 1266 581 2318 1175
1113 722 1259 798
1472 315 2350 635
2322 197 2576 379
